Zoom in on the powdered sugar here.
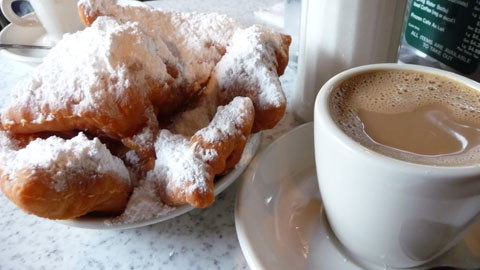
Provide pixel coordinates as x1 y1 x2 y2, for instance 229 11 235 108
83 0 240 90
0 132 130 192
125 150 140 165
107 179 174 225
146 130 214 195
196 97 251 143
1 16 167 124
0 132 21 168
143 97 252 208
125 106 158 153
168 79 220 137
0 1 289 224
78 0 112 17
84 0 287 111
169 104 215 137
215 25 286 109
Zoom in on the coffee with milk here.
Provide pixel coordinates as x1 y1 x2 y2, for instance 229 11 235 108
329 69 480 166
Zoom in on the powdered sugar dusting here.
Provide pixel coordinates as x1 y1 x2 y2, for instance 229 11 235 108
169 104 215 137
0 132 21 168
215 25 286 109
83 0 240 90
126 106 158 152
78 0 113 17
168 79 219 137
0 1 290 224
125 150 140 165
196 97 252 143
146 130 215 196
107 179 174 225
1 16 166 124
0 132 130 192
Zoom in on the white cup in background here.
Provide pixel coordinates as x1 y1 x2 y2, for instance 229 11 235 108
314 63 480 268
293 0 407 122
0 0 84 44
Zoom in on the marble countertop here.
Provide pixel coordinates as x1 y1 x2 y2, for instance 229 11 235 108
0 1 302 269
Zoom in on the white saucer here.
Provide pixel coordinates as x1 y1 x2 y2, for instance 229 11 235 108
235 122 480 270
57 133 261 230
0 0 150 64
0 13 50 63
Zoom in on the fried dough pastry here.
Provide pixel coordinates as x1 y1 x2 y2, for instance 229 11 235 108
147 97 254 208
78 0 238 115
167 76 220 137
0 132 132 219
0 1 291 221
0 17 160 140
214 26 290 132
78 0 291 131
167 25 291 134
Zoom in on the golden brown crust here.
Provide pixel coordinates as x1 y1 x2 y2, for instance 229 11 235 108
276 34 292 76
0 163 132 220
191 103 255 174
78 5 97 27
1 84 151 140
158 176 215 209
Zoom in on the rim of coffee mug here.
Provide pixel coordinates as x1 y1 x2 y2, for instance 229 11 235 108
315 63 480 175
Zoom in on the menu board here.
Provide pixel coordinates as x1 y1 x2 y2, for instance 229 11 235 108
404 0 480 74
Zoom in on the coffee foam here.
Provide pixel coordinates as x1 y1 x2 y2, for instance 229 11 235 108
329 69 480 166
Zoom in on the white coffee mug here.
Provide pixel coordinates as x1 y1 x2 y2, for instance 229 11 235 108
0 0 84 44
314 63 480 268
293 0 407 122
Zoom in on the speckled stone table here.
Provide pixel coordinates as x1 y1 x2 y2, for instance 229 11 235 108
0 1 301 269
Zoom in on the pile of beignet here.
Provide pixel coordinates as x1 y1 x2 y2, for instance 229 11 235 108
0 0 290 221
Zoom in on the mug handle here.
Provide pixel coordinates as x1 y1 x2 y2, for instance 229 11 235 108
0 0 39 26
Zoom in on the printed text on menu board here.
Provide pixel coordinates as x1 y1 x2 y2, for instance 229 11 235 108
405 0 480 74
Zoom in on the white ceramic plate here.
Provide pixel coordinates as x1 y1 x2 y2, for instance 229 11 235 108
0 0 150 64
235 122 480 270
57 133 261 230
